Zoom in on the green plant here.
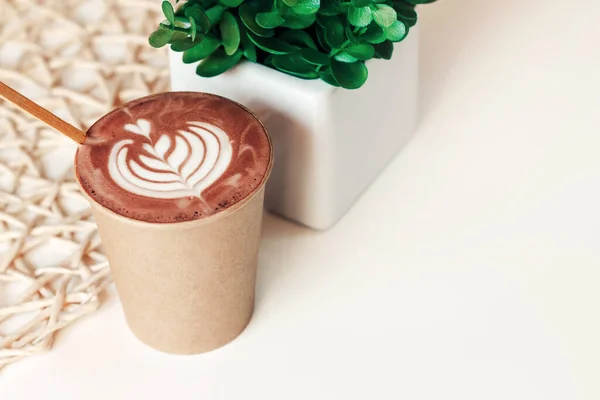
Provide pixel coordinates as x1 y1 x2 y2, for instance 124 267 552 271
150 0 435 89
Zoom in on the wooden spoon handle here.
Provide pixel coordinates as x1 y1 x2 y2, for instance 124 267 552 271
0 81 86 144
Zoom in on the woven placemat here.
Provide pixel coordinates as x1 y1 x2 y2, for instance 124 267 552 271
0 0 169 368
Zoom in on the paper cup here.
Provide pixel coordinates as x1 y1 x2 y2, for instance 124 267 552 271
75 108 273 355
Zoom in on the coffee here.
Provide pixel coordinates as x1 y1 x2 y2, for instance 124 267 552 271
76 92 271 223
74 92 273 354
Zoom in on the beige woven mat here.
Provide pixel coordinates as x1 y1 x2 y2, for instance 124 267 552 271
0 0 169 369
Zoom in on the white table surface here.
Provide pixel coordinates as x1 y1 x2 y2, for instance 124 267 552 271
2 0 600 398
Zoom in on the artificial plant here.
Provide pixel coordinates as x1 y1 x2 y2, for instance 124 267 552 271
150 0 435 89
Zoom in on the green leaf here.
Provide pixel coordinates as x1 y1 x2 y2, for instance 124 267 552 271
360 22 387 44
158 20 174 30
170 30 190 42
348 5 372 27
386 20 407 42
292 0 320 15
316 24 332 51
162 1 175 25
334 52 358 63
282 0 300 6
263 54 275 67
239 4 275 37
373 40 393 59
178 0 191 15
182 36 221 63
205 5 226 25
319 0 341 16
244 44 257 61
372 4 397 28
281 13 316 29
255 11 285 29
345 26 360 44
324 20 345 49
316 14 340 28
280 29 318 49
330 60 368 89
192 0 215 6
393 2 417 27
239 31 257 62
247 32 298 55
189 17 197 41
318 67 340 87
351 0 371 6
148 27 173 48
344 43 374 60
300 47 330 65
181 0 209 15
220 12 241 55
196 48 243 77
185 6 211 34
271 53 318 79
170 35 204 51
164 15 192 29
219 0 244 7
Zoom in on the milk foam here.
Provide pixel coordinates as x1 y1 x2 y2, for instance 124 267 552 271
108 119 233 199
76 92 272 223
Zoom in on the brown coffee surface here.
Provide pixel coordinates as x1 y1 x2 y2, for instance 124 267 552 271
75 92 271 223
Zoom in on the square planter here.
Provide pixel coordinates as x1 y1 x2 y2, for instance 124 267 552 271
169 30 418 229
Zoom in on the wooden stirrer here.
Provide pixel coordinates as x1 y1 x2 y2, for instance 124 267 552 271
0 81 86 144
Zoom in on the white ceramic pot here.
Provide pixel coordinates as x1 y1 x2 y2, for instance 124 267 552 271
169 30 418 229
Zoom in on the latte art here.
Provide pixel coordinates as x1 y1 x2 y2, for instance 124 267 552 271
108 119 233 199
76 92 271 223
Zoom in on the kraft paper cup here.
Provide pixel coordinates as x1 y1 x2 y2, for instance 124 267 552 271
75 135 272 355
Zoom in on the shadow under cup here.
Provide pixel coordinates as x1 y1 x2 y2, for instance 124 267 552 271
74 144 273 355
